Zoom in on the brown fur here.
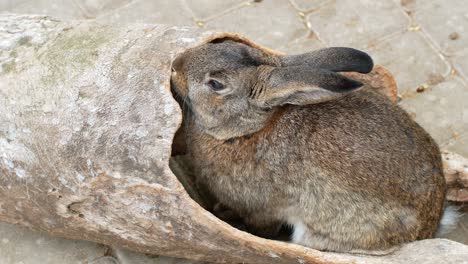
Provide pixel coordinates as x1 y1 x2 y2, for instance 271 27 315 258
170 39 446 253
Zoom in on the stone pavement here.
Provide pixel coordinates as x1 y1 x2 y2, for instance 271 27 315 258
0 0 467 263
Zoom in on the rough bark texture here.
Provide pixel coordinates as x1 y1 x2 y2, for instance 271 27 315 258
0 14 467 264
443 151 468 202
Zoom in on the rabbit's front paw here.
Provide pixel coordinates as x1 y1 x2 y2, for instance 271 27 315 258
244 214 283 239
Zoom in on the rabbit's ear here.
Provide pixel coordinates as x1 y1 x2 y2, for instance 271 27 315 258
252 66 362 107
282 47 373 74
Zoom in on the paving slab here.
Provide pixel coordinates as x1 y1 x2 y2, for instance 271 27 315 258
0 222 112 264
453 49 468 81
181 0 244 21
204 0 306 49
277 31 325 54
367 30 451 94
399 0 468 55
400 76 468 150
442 132 468 157
96 0 195 26
7 0 86 20
306 0 410 49
395 0 416 10
71 0 134 19
0 0 30 10
288 0 331 12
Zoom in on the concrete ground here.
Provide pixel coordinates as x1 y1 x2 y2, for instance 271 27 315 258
0 0 467 263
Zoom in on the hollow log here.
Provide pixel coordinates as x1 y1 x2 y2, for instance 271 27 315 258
0 14 467 264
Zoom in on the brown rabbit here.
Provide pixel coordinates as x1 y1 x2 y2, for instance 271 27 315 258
170 39 447 254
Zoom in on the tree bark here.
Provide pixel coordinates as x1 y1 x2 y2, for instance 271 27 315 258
0 14 467 264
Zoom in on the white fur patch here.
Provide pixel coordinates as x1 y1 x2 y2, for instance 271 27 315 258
436 205 462 237
290 220 307 243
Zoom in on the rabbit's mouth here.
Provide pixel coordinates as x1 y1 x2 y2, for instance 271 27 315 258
191 109 219 131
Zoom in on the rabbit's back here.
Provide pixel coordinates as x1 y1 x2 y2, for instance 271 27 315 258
282 87 444 197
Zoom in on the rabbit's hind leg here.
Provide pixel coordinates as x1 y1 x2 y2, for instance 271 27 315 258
289 220 399 255
289 220 336 251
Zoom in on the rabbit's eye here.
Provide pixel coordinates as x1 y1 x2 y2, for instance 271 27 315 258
206 79 225 91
